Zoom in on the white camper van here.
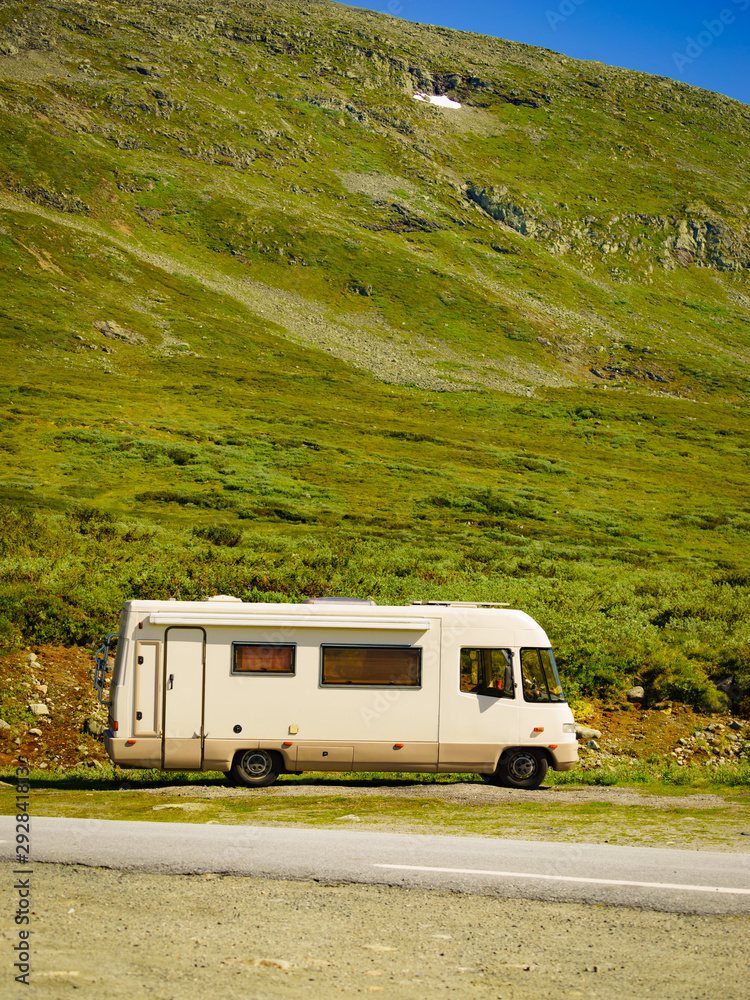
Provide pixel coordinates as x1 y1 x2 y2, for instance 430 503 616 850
93 597 578 789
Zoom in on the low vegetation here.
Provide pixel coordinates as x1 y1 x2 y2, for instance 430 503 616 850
0 0 748 719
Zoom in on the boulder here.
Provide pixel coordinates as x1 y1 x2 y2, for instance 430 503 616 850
0 719 10 731
575 725 602 740
84 718 106 736
713 675 740 708
626 686 645 703
28 703 49 717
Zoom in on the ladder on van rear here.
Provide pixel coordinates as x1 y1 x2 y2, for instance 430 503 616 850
93 633 118 705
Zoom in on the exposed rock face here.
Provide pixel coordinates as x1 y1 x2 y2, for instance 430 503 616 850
93 320 146 345
466 182 750 272
466 184 539 236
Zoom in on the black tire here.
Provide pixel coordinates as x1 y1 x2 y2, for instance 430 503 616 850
482 748 548 790
230 749 281 788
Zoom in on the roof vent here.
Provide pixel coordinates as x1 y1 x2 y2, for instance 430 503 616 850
304 597 377 605
205 594 242 603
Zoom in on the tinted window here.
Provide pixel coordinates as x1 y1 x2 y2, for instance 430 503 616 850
321 645 421 686
460 648 514 699
232 643 295 674
520 648 565 702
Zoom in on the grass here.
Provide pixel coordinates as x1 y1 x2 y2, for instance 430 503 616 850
2 765 749 851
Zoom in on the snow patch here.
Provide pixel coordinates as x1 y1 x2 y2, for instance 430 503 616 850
413 92 461 109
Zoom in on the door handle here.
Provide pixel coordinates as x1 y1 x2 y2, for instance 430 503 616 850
168 673 174 690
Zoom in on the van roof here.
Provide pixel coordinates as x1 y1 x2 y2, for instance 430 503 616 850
121 598 548 638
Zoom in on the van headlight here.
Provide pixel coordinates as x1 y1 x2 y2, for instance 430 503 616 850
562 723 577 734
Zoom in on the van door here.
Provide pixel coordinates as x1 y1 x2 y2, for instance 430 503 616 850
437 627 520 770
162 627 205 769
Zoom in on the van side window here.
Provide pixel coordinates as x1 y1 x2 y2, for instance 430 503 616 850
321 645 421 686
460 648 514 699
520 648 565 702
232 643 295 674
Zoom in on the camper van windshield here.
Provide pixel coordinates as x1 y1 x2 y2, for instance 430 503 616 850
520 648 565 703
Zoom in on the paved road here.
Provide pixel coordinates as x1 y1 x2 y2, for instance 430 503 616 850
2 816 749 915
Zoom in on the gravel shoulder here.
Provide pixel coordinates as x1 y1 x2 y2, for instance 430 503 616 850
141 778 740 810
3 860 749 1000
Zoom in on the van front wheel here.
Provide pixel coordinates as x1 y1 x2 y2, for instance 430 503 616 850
230 749 281 788
482 749 548 790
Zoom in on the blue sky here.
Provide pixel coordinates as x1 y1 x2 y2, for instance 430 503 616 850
340 0 750 106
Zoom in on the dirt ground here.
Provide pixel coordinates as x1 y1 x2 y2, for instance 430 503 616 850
2 860 749 1000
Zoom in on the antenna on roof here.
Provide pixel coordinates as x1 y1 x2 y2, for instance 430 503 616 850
303 597 378 605
410 601 510 608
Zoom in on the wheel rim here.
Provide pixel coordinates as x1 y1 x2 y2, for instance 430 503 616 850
239 750 272 779
507 751 538 782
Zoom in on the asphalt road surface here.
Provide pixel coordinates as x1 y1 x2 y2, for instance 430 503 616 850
2 815 749 915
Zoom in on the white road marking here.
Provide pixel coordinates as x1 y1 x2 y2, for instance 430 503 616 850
373 864 750 896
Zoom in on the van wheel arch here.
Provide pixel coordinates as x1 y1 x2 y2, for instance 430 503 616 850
481 747 550 790
229 748 283 788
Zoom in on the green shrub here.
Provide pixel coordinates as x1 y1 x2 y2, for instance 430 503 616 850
69 504 116 540
193 525 243 547
0 613 21 654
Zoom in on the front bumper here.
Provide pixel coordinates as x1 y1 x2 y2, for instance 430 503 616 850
549 740 579 771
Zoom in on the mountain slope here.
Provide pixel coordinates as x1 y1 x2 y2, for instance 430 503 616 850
1 0 749 396
0 0 748 712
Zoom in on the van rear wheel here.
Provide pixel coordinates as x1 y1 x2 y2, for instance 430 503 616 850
482 749 548 790
230 749 281 788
